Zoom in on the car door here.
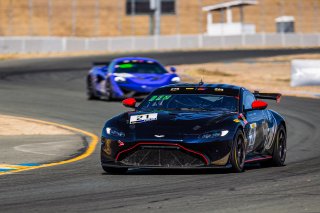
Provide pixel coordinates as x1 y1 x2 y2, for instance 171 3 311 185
262 110 278 150
242 91 268 153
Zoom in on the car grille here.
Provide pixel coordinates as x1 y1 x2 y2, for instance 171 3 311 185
120 146 205 167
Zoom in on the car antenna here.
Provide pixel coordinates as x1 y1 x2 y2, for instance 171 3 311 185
199 78 204 86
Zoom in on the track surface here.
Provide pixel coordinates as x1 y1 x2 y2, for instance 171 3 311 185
0 49 320 213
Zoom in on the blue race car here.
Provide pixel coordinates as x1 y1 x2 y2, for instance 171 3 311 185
86 57 180 101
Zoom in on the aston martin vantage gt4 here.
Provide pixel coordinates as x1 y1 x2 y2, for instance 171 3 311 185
101 83 286 174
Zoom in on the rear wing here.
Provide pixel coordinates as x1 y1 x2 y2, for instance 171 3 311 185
92 61 110 67
253 91 282 103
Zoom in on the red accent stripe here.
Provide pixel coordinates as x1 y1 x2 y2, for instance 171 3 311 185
245 155 272 163
115 142 209 165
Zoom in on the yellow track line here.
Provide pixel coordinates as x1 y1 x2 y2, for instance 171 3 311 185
0 116 99 176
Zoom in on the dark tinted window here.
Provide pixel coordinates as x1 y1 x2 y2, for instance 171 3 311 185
139 94 238 112
114 61 167 74
126 0 175 15
243 91 256 110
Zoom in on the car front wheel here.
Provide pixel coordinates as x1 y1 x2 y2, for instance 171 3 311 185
87 77 99 100
230 130 246 173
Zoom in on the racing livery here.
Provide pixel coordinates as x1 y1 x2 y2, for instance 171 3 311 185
87 57 180 100
101 83 286 173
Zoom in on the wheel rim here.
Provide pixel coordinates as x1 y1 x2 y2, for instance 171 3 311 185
236 136 245 168
278 130 286 162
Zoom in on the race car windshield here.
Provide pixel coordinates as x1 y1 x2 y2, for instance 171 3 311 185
114 61 167 74
139 94 238 112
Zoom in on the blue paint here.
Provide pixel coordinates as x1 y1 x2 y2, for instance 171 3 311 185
18 163 41 166
0 168 15 172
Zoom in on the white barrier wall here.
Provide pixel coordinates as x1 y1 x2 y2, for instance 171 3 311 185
291 60 320 87
0 33 319 54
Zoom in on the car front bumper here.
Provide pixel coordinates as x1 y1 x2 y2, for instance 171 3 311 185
101 137 233 168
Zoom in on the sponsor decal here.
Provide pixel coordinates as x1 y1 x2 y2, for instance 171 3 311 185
250 123 257 128
238 113 248 125
119 63 133 69
186 88 194 90
170 88 180 91
247 123 257 148
104 139 112 155
264 112 277 149
214 88 224 92
118 140 125 147
197 87 206 91
130 113 158 124
148 95 172 102
192 125 201 130
154 135 165 138
233 119 241 123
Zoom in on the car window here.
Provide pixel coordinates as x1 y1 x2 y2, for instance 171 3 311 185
243 91 256 110
139 94 238 112
114 61 167 74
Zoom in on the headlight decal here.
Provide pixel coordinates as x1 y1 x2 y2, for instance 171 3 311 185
198 130 229 139
106 127 125 137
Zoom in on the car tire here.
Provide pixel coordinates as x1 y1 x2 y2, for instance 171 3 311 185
260 125 287 168
230 130 246 173
87 76 99 100
271 125 287 166
104 81 114 101
102 166 128 175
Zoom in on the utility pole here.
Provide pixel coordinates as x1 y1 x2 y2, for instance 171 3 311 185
154 0 161 35
131 0 135 36
149 0 156 35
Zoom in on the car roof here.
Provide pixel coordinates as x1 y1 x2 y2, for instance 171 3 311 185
152 83 243 97
163 83 243 91
113 57 160 63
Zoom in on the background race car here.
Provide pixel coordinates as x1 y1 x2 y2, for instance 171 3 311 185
86 57 180 101
100 83 286 174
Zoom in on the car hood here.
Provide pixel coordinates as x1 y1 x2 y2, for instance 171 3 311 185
123 110 237 141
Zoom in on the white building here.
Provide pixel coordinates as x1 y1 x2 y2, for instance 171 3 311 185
202 0 258 36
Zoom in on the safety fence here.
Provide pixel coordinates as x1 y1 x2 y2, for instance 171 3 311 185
0 33 319 54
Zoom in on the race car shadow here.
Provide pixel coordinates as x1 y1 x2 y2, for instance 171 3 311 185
102 163 269 176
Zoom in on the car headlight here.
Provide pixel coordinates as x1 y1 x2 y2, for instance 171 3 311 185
171 76 181 83
106 127 125 137
198 130 229 139
114 76 126 82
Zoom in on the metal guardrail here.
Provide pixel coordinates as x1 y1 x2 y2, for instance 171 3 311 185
0 33 319 54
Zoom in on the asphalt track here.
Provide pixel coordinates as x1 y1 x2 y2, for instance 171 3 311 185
0 48 320 213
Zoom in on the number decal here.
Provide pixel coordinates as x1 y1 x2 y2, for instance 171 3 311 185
130 113 158 124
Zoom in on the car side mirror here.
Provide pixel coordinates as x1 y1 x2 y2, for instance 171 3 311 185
251 100 268 110
122 98 136 109
170 67 176 72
